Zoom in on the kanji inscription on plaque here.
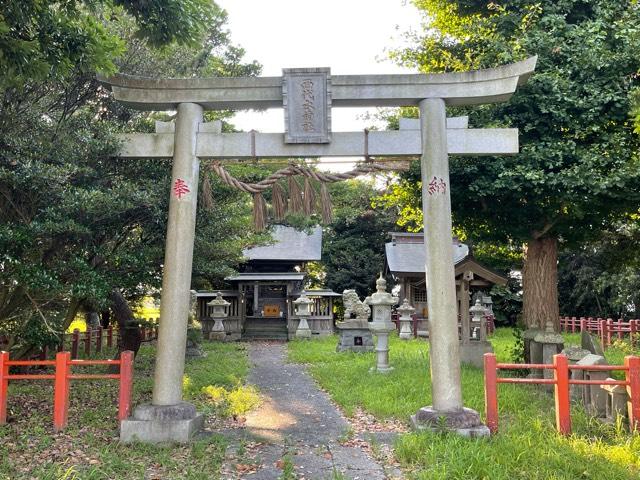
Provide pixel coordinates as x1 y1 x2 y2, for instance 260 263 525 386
283 67 331 144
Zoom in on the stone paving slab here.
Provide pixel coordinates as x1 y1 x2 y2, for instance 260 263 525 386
218 342 397 479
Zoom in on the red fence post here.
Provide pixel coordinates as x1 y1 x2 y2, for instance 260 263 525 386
71 329 79 359
53 352 71 431
0 351 9 425
118 351 134 421
107 326 113 348
484 353 499 434
96 328 102 353
625 356 640 432
553 354 571 435
84 330 91 357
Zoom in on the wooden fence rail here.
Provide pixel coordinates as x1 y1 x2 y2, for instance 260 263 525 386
559 316 640 349
0 350 134 431
483 352 640 435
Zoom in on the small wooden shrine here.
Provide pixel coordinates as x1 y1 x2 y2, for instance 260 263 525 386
196 225 339 340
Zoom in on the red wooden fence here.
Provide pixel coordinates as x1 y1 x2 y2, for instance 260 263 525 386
559 316 640 349
58 324 158 360
484 352 640 435
0 350 133 431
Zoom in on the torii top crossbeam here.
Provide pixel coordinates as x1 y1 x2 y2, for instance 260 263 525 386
98 57 536 110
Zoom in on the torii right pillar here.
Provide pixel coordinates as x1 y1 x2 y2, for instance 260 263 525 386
412 89 525 435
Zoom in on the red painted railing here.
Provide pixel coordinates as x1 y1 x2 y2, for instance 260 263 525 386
484 352 640 435
559 317 640 349
0 350 134 431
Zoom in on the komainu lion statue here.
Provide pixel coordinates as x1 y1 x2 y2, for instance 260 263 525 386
342 289 370 321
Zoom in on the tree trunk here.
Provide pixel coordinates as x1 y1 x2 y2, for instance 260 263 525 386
522 236 560 331
108 290 141 358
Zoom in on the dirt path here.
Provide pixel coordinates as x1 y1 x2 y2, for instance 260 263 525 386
219 342 402 479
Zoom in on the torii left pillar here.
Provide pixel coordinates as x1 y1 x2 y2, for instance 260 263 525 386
120 103 205 443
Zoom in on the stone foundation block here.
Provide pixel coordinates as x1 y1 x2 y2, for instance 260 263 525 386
120 402 204 443
410 406 490 438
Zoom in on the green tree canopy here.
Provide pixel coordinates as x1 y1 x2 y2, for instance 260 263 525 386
385 0 640 329
0 2 262 355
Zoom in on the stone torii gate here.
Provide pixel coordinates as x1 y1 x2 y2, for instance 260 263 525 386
100 58 537 442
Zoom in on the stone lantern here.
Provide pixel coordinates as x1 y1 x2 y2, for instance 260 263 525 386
460 299 494 368
469 299 487 341
365 275 399 373
207 292 230 341
293 292 313 339
534 318 564 387
397 298 415 340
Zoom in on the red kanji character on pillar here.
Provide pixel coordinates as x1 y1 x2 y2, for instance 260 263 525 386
173 178 190 199
427 177 439 196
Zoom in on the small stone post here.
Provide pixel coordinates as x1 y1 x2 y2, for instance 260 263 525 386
397 298 415 340
534 319 565 388
365 276 398 373
294 292 313 339
207 292 230 341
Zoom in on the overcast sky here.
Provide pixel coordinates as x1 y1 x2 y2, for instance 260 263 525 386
216 0 423 137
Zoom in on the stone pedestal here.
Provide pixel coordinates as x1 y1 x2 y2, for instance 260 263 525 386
411 407 490 437
370 323 395 373
460 342 494 369
574 354 609 417
562 346 591 400
295 317 312 339
120 402 204 443
209 319 226 341
534 328 564 387
336 320 374 352
602 381 629 423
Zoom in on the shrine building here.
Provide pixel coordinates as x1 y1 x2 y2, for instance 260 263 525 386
385 232 507 334
196 225 339 340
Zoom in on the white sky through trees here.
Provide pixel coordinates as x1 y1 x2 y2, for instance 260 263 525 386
217 0 422 170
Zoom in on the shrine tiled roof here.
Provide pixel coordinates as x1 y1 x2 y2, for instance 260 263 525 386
242 225 322 262
385 232 469 274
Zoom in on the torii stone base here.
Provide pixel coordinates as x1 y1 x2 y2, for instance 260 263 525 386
120 403 204 443
411 407 490 437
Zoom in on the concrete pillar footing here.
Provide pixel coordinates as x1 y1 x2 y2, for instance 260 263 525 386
410 406 490 438
120 402 204 443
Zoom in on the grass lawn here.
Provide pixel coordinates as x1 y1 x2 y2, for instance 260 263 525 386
0 341 251 480
288 329 640 480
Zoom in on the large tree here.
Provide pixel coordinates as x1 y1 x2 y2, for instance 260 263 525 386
386 0 640 330
0 2 262 355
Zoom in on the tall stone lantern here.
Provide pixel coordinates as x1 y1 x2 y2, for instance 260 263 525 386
365 276 399 373
397 298 416 340
293 292 313 339
207 292 230 341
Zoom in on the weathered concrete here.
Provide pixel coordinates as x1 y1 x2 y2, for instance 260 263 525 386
120 403 204 443
152 102 203 407
419 97 462 413
98 57 537 110
117 126 519 159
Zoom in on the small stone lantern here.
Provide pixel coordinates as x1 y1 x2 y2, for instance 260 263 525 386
293 292 313 339
397 298 415 340
469 299 487 341
365 275 399 373
207 292 230 341
534 319 564 386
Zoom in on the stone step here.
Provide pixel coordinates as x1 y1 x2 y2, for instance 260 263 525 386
243 332 289 341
